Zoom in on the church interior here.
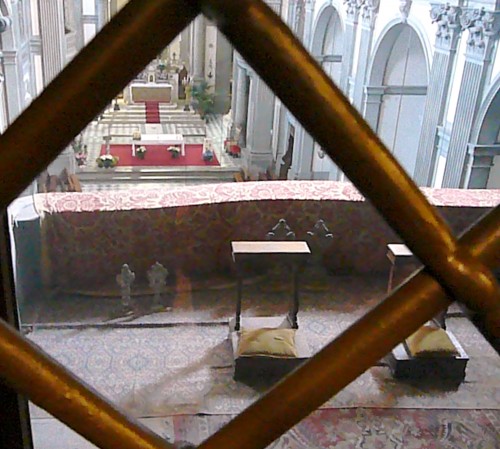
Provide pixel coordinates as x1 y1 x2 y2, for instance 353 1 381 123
0 1 499 449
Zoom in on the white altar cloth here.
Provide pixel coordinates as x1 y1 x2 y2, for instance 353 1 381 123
132 134 185 156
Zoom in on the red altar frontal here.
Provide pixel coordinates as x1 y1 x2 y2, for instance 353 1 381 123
33 181 499 292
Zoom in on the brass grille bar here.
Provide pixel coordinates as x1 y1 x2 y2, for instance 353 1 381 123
198 205 500 449
0 0 199 210
201 0 500 333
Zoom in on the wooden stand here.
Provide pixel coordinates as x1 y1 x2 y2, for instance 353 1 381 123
230 242 312 382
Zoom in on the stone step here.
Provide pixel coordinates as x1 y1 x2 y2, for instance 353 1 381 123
78 168 238 181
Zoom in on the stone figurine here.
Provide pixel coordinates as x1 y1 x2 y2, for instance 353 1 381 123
116 264 135 311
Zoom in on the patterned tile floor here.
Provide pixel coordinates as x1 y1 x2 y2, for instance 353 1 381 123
23 273 499 449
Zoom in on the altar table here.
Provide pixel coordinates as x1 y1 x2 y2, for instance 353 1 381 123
130 83 172 103
132 133 185 156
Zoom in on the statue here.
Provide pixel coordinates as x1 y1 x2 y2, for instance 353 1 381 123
116 264 135 312
147 262 169 309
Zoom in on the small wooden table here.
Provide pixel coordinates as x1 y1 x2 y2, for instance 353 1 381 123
231 241 311 331
386 243 416 293
387 243 449 328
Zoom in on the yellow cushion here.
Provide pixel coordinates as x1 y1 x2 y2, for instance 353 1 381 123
406 325 458 357
237 328 298 358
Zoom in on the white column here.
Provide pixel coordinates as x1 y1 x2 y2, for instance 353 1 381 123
179 26 191 67
233 63 249 144
246 77 275 171
37 0 66 85
414 4 462 186
191 15 205 81
442 9 500 187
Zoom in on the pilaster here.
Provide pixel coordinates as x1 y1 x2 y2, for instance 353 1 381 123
413 3 462 186
291 127 314 179
362 85 384 131
467 152 494 188
340 0 360 94
352 0 379 110
96 0 109 31
1 50 23 121
442 8 500 187
37 0 66 85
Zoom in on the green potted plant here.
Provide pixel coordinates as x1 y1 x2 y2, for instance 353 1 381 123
191 81 215 120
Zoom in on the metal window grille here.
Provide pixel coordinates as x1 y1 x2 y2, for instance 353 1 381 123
0 1 498 449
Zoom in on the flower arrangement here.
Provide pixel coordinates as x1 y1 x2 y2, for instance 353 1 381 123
96 154 119 168
167 146 181 158
75 150 88 166
136 146 147 159
72 138 88 166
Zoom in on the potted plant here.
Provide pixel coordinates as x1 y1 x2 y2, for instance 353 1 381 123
167 146 181 159
136 146 147 160
96 154 119 168
191 81 215 120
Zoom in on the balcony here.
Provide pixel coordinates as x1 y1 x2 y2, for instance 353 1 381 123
10 180 499 448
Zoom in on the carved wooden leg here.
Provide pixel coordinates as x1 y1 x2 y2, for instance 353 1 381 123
235 275 242 331
387 263 395 293
288 266 299 329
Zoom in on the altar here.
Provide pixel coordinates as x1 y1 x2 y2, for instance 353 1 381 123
129 83 172 103
132 134 185 156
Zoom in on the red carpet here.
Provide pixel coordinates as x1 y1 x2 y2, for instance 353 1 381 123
101 144 220 167
145 101 160 123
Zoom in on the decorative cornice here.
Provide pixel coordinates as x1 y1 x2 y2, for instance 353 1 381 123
344 0 363 22
461 8 500 57
430 3 462 50
399 0 412 24
360 0 379 27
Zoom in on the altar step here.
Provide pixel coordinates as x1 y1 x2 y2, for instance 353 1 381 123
98 117 206 125
78 167 238 184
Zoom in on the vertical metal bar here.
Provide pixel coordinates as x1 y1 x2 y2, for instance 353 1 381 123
198 206 500 449
0 0 200 211
0 315 177 449
200 0 500 330
0 213 33 449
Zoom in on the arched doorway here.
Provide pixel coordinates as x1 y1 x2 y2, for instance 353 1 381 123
308 5 344 180
311 5 344 84
366 23 428 178
467 78 500 188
